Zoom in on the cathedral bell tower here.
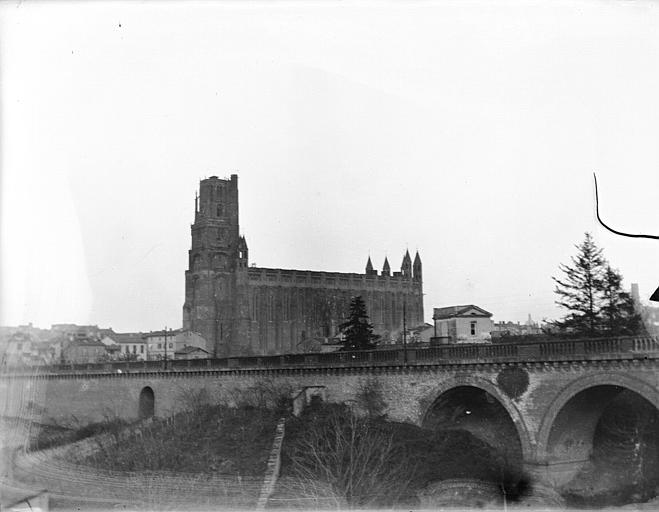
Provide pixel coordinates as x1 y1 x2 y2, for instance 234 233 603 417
183 174 244 357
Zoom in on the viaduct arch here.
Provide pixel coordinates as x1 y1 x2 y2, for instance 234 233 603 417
419 376 533 463
3 348 658 493
535 373 659 486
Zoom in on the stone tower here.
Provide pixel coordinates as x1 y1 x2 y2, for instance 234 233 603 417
182 174 249 357
183 174 424 356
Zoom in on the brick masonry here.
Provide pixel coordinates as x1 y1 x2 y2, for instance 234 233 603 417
181 175 423 357
2 358 658 487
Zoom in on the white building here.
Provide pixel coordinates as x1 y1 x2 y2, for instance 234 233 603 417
432 305 494 344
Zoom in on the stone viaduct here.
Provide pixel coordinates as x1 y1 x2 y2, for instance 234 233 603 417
2 336 658 489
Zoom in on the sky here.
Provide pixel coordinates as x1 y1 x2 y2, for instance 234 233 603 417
1 0 659 332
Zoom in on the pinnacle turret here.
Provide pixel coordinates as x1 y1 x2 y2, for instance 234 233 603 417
401 250 412 277
366 256 374 274
382 257 391 276
413 250 422 281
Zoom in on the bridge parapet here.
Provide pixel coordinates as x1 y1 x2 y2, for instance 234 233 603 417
2 336 658 377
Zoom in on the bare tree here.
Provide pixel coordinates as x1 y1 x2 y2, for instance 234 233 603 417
288 408 415 507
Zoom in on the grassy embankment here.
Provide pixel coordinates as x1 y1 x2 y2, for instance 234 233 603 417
70 405 279 475
18 405 279 510
28 418 128 451
271 402 528 509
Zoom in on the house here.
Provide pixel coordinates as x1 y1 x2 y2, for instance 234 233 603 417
144 330 178 361
432 305 494 344
174 330 208 354
174 345 210 360
491 315 543 339
145 329 208 360
61 338 108 364
99 336 122 358
1 332 38 366
109 333 147 361
396 323 435 344
51 324 103 341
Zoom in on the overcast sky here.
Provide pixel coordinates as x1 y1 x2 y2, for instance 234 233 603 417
2 1 659 332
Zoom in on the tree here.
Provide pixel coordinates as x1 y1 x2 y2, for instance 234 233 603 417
339 296 380 351
601 265 645 336
552 233 645 337
552 233 606 336
288 406 415 507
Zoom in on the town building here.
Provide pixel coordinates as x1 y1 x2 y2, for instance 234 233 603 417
51 324 103 341
1 332 40 366
99 336 122 359
61 338 108 364
175 330 207 351
182 174 424 357
143 330 207 361
108 332 147 361
396 323 435 344
491 315 543 339
174 345 210 360
432 305 494 344
143 330 177 361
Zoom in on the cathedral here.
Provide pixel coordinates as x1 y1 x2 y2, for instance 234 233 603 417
182 174 424 357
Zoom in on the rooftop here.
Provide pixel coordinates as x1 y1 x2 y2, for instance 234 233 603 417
433 305 493 320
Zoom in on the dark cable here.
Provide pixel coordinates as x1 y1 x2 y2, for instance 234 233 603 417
594 172 659 239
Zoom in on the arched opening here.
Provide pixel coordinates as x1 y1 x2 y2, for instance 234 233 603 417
425 386 524 464
422 385 527 501
545 385 659 506
138 386 155 420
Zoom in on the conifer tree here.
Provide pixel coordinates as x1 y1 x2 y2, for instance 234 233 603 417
552 233 606 336
339 296 380 351
553 233 645 336
602 265 645 336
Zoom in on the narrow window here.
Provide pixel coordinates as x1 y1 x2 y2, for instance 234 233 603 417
140 345 144 353
216 204 224 217
470 321 477 336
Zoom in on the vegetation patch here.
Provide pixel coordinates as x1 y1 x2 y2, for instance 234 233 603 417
70 405 278 476
272 403 528 508
29 418 128 451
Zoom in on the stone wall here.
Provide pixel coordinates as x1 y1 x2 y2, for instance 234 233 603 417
2 357 658 488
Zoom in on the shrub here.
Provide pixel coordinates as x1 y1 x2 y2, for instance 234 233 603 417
230 379 293 415
287 406 416 507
